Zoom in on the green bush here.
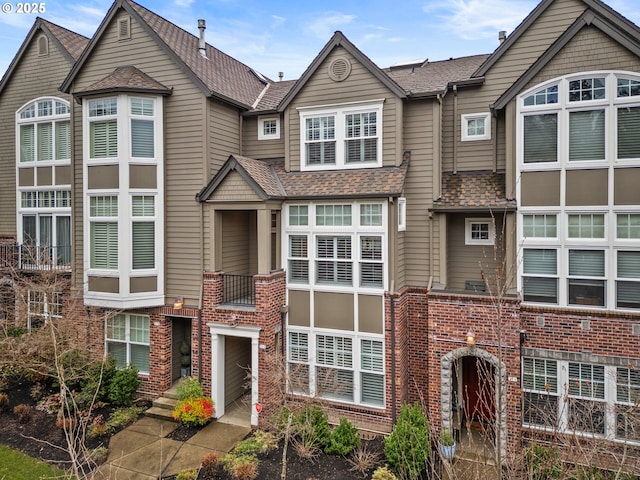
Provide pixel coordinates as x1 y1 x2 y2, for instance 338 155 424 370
108 366 140 406
221 453 259 480
383 403 430 480
372 466 398 480
524 444 562 480
79 356 117 405
176 376 204 400
233 430 277 456
176 468 198 480
325 417 360 455
106 406 144 430
294 403 330 449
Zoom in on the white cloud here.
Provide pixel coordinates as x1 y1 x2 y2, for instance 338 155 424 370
306 12 356 39
424 0 536 40
174 0 194 7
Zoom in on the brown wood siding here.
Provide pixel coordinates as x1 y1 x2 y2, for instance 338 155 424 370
242 115 285 159
0 33 74 237
524 26 640 90
209 100 241 176
446 214 504 291
71 11 209 301
402 100 435 287
220 211 257 275
286 47 400 171
224 336 251 406
209 171 263 202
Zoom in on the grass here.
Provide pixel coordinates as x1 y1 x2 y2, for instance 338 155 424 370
0 445 68 479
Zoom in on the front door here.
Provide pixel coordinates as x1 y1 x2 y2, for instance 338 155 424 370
461 356 495 424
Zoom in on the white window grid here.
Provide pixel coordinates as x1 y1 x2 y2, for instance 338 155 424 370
16 97 71 164
465 218 495 245
27 290 62 329
106 313 150 374
298 101 383 171
286 329 385 408
284 202 387 292
258 116 280 140
461 112 491 141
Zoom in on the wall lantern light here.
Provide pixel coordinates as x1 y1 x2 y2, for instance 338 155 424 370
466 329 475 346
173 296 184 310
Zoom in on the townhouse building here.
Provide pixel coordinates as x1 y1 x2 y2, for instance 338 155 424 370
0 0 639 467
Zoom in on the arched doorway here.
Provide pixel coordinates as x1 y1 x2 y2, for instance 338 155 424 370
441 347 507 459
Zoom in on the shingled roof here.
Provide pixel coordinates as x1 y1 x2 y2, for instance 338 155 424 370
74 65 172 97
61 0 267 109
432 171 516 212
0 18 88 94
197 156 408 202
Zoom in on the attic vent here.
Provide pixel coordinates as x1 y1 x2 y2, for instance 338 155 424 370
37 35 48 56
118 17 131 40
328 56 351 82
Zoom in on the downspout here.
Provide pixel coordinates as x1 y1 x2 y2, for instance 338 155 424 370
453 84 458 175
493 108 498 173
198 201 204 383
390 280 397 425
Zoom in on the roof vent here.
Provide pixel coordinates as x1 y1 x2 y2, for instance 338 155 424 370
328 56 351 82
37 35 48 56
198 19 206 57
499 30 507 44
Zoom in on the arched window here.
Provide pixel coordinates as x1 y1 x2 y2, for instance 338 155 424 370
16 98 70 163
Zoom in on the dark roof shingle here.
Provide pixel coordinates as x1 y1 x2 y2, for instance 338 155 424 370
432 171 516 211
75 65 172 96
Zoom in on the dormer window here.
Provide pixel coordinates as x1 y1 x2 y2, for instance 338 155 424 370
258 116 280 140
299 100 383 171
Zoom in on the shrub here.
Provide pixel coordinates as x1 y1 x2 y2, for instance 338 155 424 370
325 417 360 455
269 405 293 438
77 357 117 407
88 415 109 438
106 406 144 430
87 446 109 465
222 453 259 480
29 383 44 401
372 465 398 480
524 444 562 480
347 442 381 477
200 451 221 477
383 402 430 480
176 468 198 480
233 430 277 456
294 403 330 449
13 404 32 423
173 396 214 427
0 393 9 412
108 366 140 406
55 415 77 431
176 376 204 400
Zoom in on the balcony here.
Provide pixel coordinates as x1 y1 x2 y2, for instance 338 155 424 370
0 244 71 271
222 274 256 306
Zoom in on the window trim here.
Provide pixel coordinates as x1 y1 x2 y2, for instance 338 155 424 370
106 313 150 374
397 197 406 232
298 100 384 171
461 112 491 141
258 116 280 140
465 218 495 245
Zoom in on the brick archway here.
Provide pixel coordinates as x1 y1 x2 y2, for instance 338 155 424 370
440 346 507 458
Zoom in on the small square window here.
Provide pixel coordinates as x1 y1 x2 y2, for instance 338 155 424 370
461 113 491 141
258 116 280 140
465 218 494 245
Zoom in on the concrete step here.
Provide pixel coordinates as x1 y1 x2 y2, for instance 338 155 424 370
153 396 177 410
163 386 179 400
145 406 177 421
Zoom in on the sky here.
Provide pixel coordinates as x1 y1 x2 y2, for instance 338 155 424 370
1 0 640 82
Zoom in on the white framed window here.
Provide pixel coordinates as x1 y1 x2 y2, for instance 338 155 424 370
284 202 387 291
465 218 494 245
299 101 383 171
89 196 118 270
522 358 558 428
131 195 155 270
397 197 406 232
616 250 640 310
616 367 640 441
461 112 491 141
287 330 385 407
106 313 149 374
518 72 640 312
523 214 556 238
523 358 640 443
83 95 164 307
27 290 62 330
16 98 70 163
522 249 558 304
258 116 280 140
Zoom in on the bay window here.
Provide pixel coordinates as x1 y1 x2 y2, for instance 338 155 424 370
299 101 383 171
518 72 640 312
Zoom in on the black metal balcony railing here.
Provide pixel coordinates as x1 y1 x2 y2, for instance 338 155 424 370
0 244 71 271
222 274 256 306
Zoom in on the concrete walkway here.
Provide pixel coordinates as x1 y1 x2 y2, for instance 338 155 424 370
93 417 250 479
